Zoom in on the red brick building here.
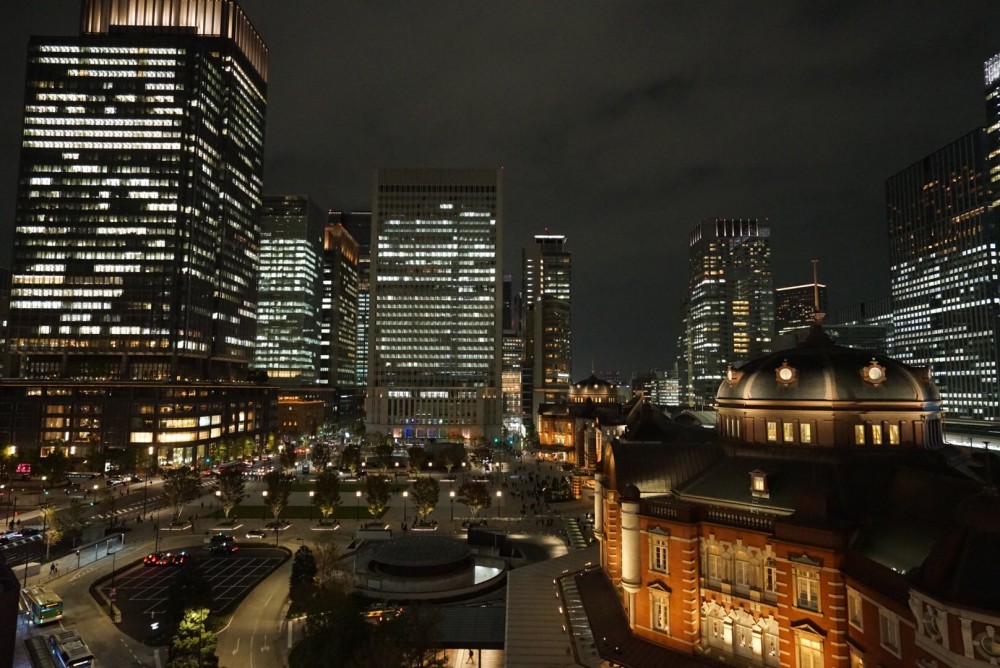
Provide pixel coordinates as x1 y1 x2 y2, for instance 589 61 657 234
594 327 1000 667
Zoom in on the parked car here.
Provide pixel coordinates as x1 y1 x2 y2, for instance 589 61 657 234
143 551 186 567
245 529 266 539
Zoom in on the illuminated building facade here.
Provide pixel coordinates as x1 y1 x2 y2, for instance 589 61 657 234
522 234 572 419
0 380 275 467
1 0 273 463
254 196 324 384
501 274 523 436
631 369 681 407
536 373 627 467
366 168 503 443
319 221 359 388
329 210 371 389
986 52 1000 198
8 0 267 383
775 283 826 335
682 219 774 408
592 328 1000 668
886 130 1000 419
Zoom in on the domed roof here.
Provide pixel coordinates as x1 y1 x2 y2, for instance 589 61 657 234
717 326 940 406
573 373 617 389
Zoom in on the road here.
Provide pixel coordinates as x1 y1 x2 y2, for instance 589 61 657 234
10 452 589 667
216 555 295 668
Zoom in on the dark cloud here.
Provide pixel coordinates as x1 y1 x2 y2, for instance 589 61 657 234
2 1 999 381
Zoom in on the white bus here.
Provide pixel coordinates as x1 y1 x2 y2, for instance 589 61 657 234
47 629 94 668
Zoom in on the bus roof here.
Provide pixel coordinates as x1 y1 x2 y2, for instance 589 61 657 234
23 586 61 606
50 629 92 659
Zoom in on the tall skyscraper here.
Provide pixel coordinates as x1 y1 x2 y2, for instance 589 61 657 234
8 0 268 383
253 196 324 384
366 169 503 443
521 234 572 418
1 0 275 464
682 219 774 407
319 221 359 388
886 129 1000 419
501 274 523 437
985 53 1000 199
775 282 827 335
330 210 371 389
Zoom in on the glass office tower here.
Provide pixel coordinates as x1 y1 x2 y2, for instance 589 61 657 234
886 130 1000 420
522 234 572 418
254 196 324 384
366 168 503 444
9 0 268 383
682 219 774 407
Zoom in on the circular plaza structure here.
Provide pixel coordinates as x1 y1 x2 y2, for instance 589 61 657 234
353 534 507 601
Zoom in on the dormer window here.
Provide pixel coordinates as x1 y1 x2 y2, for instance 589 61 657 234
750 469 769 498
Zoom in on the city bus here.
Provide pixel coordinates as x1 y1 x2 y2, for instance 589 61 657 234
47 629 95 668
22 586 63 625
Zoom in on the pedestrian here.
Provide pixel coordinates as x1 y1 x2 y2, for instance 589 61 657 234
466 649 475 664
49 563 56 575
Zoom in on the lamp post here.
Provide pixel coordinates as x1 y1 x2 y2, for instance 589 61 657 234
308 491 315 523
142 478 150 519
496 490 502 518
449 490 455 522
355 490 362 523
215 489 221 520
402 491 408 522
261 490 268 523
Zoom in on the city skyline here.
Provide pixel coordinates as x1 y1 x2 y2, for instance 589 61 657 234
3 2 1000 380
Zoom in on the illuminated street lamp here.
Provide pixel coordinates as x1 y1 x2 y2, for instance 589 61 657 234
402 491 408 522
355 490 362 522
215 489 222 520
449 490 455 521
308 490 315 522
261 490 268 522
496 490 502 518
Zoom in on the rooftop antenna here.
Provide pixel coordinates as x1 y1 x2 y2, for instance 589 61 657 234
812 259 825 324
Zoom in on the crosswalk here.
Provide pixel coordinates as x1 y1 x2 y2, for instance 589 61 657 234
0 533 42 552
89 494 166 521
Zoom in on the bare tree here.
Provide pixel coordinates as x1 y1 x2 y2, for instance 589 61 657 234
312 533 344 589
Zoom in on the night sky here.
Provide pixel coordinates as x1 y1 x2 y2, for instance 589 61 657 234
3 2 999 381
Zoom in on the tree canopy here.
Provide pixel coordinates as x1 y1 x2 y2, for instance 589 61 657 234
263 470 292 522
364 475 391 520
216 468 245 519
163 467 200 521
456 482 491 518
313 470 341 523
409 477 439 521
